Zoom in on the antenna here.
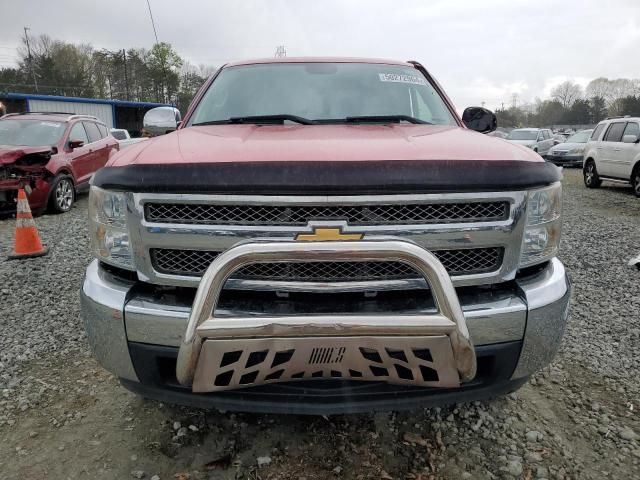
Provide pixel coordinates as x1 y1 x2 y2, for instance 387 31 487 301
274 45 287 58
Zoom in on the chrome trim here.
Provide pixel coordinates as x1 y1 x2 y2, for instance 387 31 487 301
124 288 527 347
175 240 477 387
81 260 139 382
126 191 527 289
512 258 571 378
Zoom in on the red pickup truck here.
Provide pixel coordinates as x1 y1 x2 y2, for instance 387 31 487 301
82 58 569 414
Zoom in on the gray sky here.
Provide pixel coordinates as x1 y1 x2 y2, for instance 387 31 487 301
1 0 639 110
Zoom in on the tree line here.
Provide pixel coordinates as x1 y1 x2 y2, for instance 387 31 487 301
0 34 215 113
2 34 640 124
495 78 640 128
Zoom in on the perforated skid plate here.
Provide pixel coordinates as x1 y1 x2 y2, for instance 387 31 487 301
192 336 460 392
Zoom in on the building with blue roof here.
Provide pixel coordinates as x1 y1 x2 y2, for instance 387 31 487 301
0 92 171 136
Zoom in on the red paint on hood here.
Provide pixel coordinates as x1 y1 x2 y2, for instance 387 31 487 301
108 124 542 167
0 145 53 166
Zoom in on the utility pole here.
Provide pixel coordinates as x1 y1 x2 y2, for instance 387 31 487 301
511 93 518 109
122 49 130 100
274 45 287 58
501 102 505 110
23 26 38 92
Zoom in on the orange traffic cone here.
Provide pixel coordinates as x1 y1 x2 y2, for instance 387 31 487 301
8 188 49 259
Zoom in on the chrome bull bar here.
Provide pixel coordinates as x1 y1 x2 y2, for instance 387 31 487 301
176 240 477 391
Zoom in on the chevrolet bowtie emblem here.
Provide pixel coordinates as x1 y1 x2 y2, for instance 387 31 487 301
295 227 364 242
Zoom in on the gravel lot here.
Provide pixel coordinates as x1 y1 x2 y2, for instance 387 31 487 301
0 168 639 479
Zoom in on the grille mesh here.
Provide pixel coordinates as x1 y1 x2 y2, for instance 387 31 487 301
145 201 508 226
151 247 503 280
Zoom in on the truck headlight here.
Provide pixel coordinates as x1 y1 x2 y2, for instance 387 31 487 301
519 182 562 268
88 186 134 270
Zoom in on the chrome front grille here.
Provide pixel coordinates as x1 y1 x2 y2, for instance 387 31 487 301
130 191 526 290
145 201 509 226
150 247 504 280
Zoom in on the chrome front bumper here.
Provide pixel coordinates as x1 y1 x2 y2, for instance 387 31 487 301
81 250 570 391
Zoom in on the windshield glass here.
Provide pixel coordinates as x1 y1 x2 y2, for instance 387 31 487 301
0 119 66 146
565 131 591 143
188 63 457 125
111 130 127 140
507 130 538 140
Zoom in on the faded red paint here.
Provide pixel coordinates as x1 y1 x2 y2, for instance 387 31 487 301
109 124 542 168
225 56 412 67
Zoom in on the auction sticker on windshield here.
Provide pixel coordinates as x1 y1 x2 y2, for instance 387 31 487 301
378 73 427 85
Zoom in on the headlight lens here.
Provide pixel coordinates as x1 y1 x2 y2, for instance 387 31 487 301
568 146 585 155
520 183 562 267
89 186 134 270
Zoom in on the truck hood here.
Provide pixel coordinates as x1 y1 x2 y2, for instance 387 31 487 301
0 145 54 166
108 124 542 167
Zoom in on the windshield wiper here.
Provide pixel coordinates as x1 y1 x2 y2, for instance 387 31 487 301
193 114 316 126
342 115 431 124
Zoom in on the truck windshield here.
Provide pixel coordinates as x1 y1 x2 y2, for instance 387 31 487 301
507 130 538 140
0 119 66 146
188 63 457 126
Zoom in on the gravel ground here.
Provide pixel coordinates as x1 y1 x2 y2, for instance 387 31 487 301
0 169 639 479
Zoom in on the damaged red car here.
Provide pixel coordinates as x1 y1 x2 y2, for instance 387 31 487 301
0 112 118 215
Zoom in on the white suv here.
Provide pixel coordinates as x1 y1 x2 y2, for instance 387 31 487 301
583 116 640 196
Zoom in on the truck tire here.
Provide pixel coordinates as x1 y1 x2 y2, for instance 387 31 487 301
583 160 602 189
48 174 75 213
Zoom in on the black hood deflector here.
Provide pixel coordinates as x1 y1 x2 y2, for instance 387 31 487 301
92 160 561 194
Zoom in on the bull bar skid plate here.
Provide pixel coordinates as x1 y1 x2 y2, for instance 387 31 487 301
176 240 477 391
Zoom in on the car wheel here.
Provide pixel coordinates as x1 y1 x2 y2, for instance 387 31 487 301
632 167 640 198
49 174 75 213
583 160 602 189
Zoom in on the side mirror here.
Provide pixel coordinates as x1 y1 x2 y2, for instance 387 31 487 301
622 134 639 144
553 139 561 145
462 107 497 134
68 139 84 149
143 106 180 137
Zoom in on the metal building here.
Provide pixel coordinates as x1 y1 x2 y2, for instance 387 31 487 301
0 92 171 136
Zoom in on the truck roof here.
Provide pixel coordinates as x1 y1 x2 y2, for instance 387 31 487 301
225 57 413 68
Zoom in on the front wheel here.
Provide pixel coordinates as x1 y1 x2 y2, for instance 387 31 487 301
583 160 602 189
48 174 75 213
632 167 640 198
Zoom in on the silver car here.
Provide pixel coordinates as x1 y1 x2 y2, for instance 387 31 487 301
546 129 593 167
506 128 555 156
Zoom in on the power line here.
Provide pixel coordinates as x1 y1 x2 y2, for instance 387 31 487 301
146 0 160 44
